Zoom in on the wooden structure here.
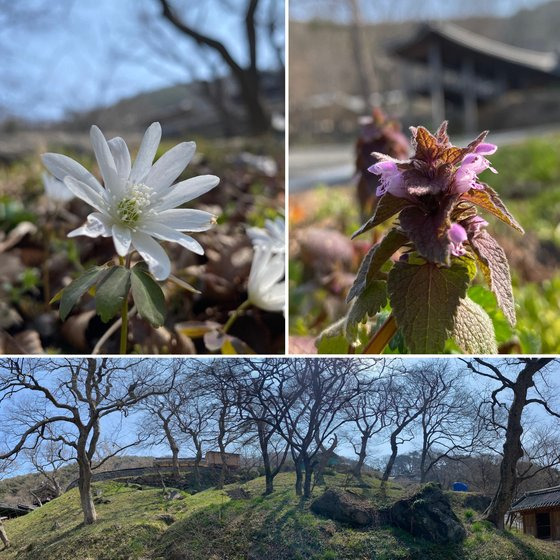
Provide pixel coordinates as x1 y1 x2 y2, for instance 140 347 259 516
0 503 34 519
392 22 560 132
153 451 241 470
510 485 560 540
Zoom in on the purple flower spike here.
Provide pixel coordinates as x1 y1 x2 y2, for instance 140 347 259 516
453 152 497 194
465 215 488 234
475 143 497 155
368 160 407 197
448 223 468 256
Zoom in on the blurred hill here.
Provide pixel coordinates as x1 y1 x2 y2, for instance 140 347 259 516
289 0 560 143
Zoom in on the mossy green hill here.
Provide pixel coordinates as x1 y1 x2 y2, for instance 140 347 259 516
0 472 558 560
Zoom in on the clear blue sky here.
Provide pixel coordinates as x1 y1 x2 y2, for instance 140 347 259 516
0 0 284 121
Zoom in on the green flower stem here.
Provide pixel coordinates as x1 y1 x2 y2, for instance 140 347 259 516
223 299 252 334
119 255 131 355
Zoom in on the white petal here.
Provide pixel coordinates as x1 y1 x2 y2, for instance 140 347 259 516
260 283 285 312
112 224 132 256
108 137 131 184
144 141 196 192
68 212 113 238
90 125 122 198
41 153 104 196
131 231 171 281
139 222 204 255
130 122 162 183
263 252 285 287
63 176 108 213
152 175 219 212
43 172 74 202
145 209 216 232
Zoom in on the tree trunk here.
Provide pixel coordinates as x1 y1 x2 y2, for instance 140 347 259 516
239 71 270 135
294 459 303 496
171 443 180 478
353 433 368 479
382 433 399 482
193 440 203 489
485 370 534 529
78 459 97 525
0 520 9 548
262 450 273 495
303 463 313 499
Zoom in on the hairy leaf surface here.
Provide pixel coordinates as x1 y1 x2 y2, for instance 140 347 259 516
387 260 471 352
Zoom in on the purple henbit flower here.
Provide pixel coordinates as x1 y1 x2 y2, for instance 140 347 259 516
453 149 498 194
463 215 488 235
448 223 468 256
368 160 407 198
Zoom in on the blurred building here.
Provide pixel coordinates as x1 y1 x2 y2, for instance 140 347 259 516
393 22 560 133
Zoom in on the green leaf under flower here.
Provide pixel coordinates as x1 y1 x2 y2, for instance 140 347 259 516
130 264 166 328
95 266 131 323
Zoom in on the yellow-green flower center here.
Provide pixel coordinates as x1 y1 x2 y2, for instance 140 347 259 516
115 183 154 226
117 197 141 225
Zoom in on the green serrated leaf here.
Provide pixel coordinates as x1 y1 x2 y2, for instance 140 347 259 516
387 260 471 353
59 266 107 321
95 266 131 323
346 229 407 303
316 318 348 354
470 230 516 327
452 296 498 353
345 280 387 345
131 264 166 327
351 194 411 239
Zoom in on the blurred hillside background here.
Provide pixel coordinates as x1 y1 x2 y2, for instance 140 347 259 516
0 0 286 354
289 0 560 354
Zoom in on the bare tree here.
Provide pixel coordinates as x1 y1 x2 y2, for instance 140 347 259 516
26 435 72 501
235 358 300 495
277 358 377 499
155 0 277 134
381 370 426 483
416 361 484 483
0 358 175 525
464 358 557 529
141 390 184 477
344 374 388 481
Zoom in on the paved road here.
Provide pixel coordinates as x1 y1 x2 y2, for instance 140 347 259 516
289 124 560 192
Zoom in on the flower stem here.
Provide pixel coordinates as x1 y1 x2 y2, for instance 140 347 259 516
362 314 397 354
223 299 251 334
118 255 131 355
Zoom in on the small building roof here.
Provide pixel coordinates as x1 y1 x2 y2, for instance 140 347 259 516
392 22 560 80
510 486 560 512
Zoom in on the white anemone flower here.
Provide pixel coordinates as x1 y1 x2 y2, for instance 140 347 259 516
43 172 75 203
247 217 285 253
247 244 285 313
41 122 219 280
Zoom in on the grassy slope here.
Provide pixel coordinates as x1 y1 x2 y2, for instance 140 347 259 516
0 472 558 560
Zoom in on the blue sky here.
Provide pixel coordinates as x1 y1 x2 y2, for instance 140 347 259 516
0 0 284 121
1 358 559 478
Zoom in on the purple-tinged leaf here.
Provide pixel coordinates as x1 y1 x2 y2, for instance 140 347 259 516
387 259 471 353
399 197 456 265
463 185 524 233
352 194 411 238
470 230 516 326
